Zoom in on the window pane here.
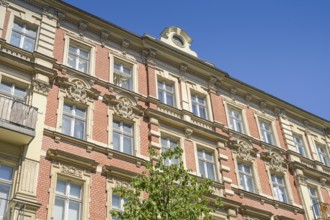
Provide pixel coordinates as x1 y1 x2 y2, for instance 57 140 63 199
62 116 72 136
199 161 205 178
10 32 21 47
192 104 197 115
113 121 120 130
78 60 88 73
158 90 164 103
123 124 132 134
68 54 77 68
206 162 215 180
0 165 13 181
74 120 85 139
14 87 26 99
26 28 36 38
75 107 86 119
13 23 23 32
166 93 174 106
199 107 206 119
56 180 66 195
69 45 77 54
112 195 121 209
79 49 89 59
54 198 65 220
0 82 12 95
23 37 35 52
123 67 131 75
113 133 120 151
69 202 80 220
123 136 132 154
114 63 121 71
70 184 81 199
204 151 213 161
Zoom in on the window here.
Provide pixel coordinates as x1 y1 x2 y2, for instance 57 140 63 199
0 81 26 101
271 175 288 203
54 180 82 220
197 149 216 180
0 165 13 220
238 163 255 193
308 187 320 217
316 143 330 166
191 94 207 119
228 107 245 133
259 120 275 145
113 62 132 90
113 121 133 155
67 43 90 74
62 103 86 140
293 134 306 157
158 81 175 106
112 195 127 220
10 21 36 52
161 137 179 165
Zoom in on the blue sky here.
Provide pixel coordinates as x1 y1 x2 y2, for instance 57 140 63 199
65 0 330 121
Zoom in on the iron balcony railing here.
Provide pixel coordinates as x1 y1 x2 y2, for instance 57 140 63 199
0 95 37 130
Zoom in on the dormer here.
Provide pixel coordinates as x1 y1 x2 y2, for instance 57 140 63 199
160 26 197 57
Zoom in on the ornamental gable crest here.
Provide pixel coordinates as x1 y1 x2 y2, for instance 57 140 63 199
115 93 137 119
56 76 100 103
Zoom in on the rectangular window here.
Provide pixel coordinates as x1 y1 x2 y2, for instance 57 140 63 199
161 137 178 165
197 149 216 181
67 44 90 74
238 163 255 193
113 121 133 155
293 134 306 157
308 187 320 217
0 165 13 220
228 107 245 133
191 94 207 119
10 21 36 52
54 180 82 220
112 195 126 220
259 120 275 145
271 175 288 203
62 103 86 140
114 63 132 90
316 143 330 166
158 81 174 107
0 81 26 101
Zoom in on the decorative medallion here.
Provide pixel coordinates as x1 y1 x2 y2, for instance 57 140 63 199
66 78 88 103
115 96 135 119
237 140 254 161
270 152 285 172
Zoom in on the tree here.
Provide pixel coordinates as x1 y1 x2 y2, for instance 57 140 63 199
111 146 222 220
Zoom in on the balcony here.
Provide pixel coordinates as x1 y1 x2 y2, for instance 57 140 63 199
0 96 37 145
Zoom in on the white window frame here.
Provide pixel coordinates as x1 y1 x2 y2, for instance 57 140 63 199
316 143 330 167
228 106 245 133
111 194 126 220
158 80 175 107
237 162 255 193
271 174 289 203
54 180 82 220
308 186 321 218
257 117 278 146
112 120 134 155
113 62 133 91
10 20 37 52
161 136 179 165
0 80 27 101
293 133 307 157
0 164 13 220
67 43 90 74
197 148 216 181
62 103 87 140
63 36 96 76
191 93 208 119
109 52 138 92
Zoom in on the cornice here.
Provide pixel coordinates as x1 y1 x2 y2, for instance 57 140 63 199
47 148 98 172
232 188 304 215
44 129 148 167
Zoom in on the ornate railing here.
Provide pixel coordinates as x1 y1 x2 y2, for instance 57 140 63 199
0 95 37 130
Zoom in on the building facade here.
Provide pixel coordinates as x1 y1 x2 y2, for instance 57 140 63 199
0 0 329 219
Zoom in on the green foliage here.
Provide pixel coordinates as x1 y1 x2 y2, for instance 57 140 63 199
111 146 222 220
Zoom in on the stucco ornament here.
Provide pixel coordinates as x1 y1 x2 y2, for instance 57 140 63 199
270 152 285 172
66 79 88 103
237 140 254 161
115 96 135 119
61 164 83 177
